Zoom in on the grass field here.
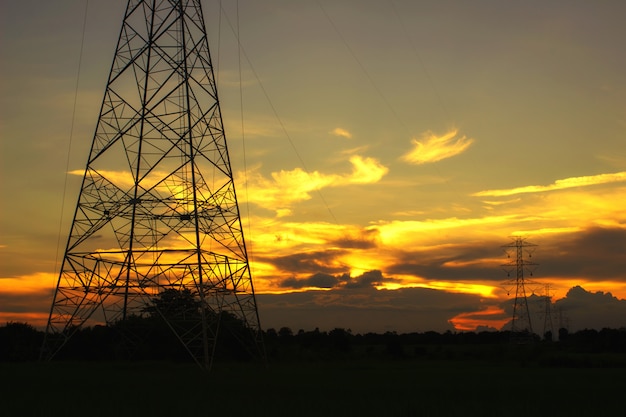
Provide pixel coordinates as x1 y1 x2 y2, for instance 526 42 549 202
1 358 624 417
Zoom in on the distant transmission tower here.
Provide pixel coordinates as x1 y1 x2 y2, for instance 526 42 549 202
540 284 555 340
43 0 264 370
502 236 538 343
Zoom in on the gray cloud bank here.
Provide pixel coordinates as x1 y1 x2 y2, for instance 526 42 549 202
259 276 626 334
2 280 624 334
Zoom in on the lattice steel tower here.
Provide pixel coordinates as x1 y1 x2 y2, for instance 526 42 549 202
43 0 263 369
540 284 555 340
502 237 538 342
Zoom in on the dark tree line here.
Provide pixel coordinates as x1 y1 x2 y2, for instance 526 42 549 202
2 290 625 364
2 321 625 365
2 289 258 363
261 326 626 363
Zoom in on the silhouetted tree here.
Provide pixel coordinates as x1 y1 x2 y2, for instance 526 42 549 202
328 328 352 353
544 330 553 342
295 327 326 352
141 289 257 361
265 328 278 338
384 331 405 359
143 288 202 321
0 322 43 361
278 327 293 339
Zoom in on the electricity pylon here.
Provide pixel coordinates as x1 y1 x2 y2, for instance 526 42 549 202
43 0 264 370
502 236 538 343
540 284 555 340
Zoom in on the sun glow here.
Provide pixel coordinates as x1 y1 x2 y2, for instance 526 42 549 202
420 281 500 298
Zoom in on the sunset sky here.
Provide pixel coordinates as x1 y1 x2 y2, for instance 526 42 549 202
1 0 625 334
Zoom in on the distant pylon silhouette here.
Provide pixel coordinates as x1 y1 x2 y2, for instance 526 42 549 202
43 0 264 369
502 236 538 343
540 284 555 340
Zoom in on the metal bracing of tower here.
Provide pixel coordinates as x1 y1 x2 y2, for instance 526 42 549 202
42 0 264 370
501 236 538 342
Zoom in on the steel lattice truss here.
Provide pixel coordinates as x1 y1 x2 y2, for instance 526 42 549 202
44 0 263 368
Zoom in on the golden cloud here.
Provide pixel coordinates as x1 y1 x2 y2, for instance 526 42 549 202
241 168 336 211
0 273 56 294
372 215 515 248
330 127 352 139
473 171 626 197
241 155 388 213
401 129 474 165
348 155 389 183
473 185 626 236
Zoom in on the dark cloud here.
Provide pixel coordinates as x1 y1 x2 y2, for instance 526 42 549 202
387 242 503 282
492 285 626 334
4 280 623 335
279 270 400 290
538 227 626 281
0 289 52 314
263 226 625 290
571 227 626 254
329 229 378 250
344 270 386 289
259 284 626 334
0 287 53 327
257 286 481 333
384 226 626 285
280 272 345 289
262 250 348 275
554 286 626 330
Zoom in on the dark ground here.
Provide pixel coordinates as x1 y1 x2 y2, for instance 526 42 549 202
2 323 625 416
2 357 625 417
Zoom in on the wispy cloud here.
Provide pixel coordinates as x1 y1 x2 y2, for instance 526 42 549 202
330 127 352 139
348 155 388 183
401 129 474 165
473 171 626 197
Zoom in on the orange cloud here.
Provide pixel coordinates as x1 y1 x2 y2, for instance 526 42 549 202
0 274 55 294
449 305 509 331
0 312 50 328
0 273 56 328
401 129 474 164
